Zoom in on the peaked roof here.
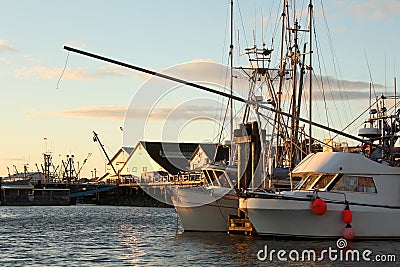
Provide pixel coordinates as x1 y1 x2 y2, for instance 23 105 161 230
122 146 134 155
189 143 230 163
108 146 135 164
139 141 200 175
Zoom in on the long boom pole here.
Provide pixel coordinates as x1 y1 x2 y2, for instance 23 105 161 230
63 46 388 152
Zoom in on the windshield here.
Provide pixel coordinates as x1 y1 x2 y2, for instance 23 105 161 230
299 174 320 190
313 174 336 190
296 174 337 191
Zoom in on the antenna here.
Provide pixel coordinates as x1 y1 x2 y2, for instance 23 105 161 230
308 0 313 155
395 77 397 117
229 0 234 165
364 49 377 99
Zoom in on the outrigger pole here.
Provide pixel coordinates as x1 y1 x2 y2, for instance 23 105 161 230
63 46 388 152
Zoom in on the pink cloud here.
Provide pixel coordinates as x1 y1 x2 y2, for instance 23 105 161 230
55 105 127 120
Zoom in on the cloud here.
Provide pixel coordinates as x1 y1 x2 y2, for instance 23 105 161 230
318 75 383 90
23 54 45 64
12 58 234 84
55 105 127 120
13 65 135 80
311 75 385 101
55 104 220 122
347 0 400 21
0 39 16 52
269 75 383 102
64 41 88 49
143 104 221 121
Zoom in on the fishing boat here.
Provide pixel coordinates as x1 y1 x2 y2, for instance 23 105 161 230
243 84 400 239
171 164 238 231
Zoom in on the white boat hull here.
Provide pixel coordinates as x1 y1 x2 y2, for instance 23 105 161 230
171 187 238 232
245 197 400 239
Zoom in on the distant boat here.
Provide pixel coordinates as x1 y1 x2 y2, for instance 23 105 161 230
1 180 70 206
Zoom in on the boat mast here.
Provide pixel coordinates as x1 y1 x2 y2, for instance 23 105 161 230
275 0 287 168
308 0 313 154
229 0 234 165
289 6 299 169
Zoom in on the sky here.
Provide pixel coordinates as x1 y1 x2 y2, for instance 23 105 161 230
1 0 400 178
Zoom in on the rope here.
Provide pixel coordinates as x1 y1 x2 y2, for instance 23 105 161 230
56 51 69 90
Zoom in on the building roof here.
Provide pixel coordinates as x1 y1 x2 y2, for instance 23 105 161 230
108 146 135 163
139 141 200 175
122 146 134 155
2 180 34 190
189 143 230 163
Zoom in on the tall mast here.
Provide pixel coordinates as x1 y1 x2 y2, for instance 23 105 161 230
229 0 234 164
395 77 397 118
308 0 313 154
289 15 299 169
275 0 287 168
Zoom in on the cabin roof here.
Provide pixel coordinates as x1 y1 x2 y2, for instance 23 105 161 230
293 152 400 175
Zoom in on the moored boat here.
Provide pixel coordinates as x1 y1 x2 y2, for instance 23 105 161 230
244 151 400 239
171 165 238 232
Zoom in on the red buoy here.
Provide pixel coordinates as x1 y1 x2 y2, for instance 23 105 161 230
311 197 327 216
343 224 355 240
342 203 352 224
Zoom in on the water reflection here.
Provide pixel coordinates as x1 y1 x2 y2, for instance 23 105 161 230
0 206 398 266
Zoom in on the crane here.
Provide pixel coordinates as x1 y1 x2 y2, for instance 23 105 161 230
93 131 118 176
76 153 92 178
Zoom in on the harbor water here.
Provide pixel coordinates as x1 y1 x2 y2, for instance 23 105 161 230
0 206 399 266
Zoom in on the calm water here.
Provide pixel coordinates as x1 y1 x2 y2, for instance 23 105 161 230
0 206 399 266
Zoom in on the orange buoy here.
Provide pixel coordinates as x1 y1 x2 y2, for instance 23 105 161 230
311 197 327 216
342 203 352 224
343 224 355 240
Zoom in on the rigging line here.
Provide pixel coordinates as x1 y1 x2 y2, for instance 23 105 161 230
236 0 251 63
364 49 377 99
268 1 281 68
254 0 257 44
217 93 230 145
213 4 231 142
313 35 331 140
236 1 256 73
331 98 379 140
56 51 69 90
313 17 345 132
259 109 336 153
319 1 352 130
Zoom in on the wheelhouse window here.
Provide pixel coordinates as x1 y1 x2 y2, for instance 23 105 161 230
299 174 320 190
313 174 337 190
296 174 337 190
332 175 377 193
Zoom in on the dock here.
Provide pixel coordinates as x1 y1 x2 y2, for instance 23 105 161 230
227 214 256 236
